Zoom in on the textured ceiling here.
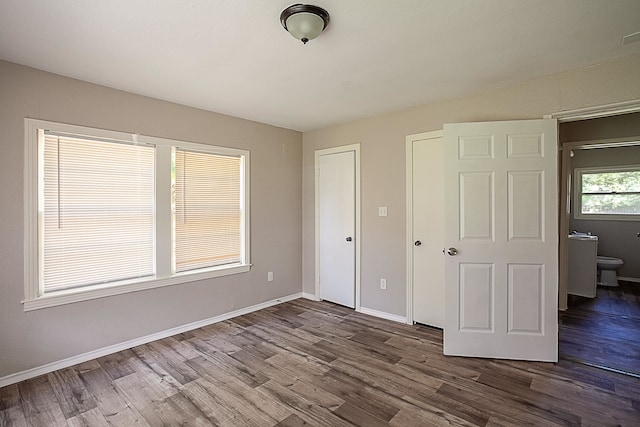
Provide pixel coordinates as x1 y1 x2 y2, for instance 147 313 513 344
1 1 640 131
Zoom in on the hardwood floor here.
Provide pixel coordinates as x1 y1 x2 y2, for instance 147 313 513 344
2 298 640 426
560 280 640 376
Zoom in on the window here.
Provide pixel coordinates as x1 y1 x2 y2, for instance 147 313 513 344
574 165 640 220
174 150 242 272
42 134 155 292
24 119 250 310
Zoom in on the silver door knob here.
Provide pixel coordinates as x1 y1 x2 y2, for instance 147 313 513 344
414 240 422 246
447 247 458 256
346 237 352 242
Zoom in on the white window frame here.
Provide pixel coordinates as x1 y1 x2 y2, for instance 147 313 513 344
573 164 640 221
24 119 251 311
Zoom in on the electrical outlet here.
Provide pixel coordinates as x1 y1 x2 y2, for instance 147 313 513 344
380 278 387 290
268 272 273 282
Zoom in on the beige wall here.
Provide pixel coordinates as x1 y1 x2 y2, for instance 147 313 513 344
0 61 302 378
302 54 640 317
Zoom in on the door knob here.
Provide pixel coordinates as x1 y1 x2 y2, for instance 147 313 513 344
447 247 458 256
414 240 422 246
346 237 352 242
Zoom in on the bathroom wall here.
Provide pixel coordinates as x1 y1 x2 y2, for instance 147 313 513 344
566 125 640 280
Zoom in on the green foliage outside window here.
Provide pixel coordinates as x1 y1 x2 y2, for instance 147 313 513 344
580 170 640 215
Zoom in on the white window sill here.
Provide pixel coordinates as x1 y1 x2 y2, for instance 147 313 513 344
23 263 251 311
574 213 640 221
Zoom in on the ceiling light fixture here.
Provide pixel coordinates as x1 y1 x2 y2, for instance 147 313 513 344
280 4 330 44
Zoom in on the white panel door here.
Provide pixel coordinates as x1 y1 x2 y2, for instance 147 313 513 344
444 119 558 362
412 135 445 328
318 151 355 308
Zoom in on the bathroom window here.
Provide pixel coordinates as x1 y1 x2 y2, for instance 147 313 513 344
574 165 640 220
24 119 250 310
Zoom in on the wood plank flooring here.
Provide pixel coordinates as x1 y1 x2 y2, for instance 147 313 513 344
2 298 640 426
559 280 640 376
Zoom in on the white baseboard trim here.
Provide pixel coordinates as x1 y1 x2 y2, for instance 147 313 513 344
302 292 319 301
0 292 302 388
359 306 407 324
618 276 640 283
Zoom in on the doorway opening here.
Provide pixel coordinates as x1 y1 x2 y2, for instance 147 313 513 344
556 109 640 376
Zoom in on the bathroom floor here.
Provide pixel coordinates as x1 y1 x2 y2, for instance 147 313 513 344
559 280 640 376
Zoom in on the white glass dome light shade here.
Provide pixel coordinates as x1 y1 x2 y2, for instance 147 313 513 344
280 4 330 44
285 12 325 43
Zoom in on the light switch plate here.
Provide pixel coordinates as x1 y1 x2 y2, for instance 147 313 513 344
378 206 388 217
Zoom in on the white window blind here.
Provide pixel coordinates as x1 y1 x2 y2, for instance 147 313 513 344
174 150 242 273
42 133 155 292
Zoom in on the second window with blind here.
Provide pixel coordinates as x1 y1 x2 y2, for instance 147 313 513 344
174 149 243 272
24 119 250 310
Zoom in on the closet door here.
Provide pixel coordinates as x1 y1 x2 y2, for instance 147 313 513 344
317 149 356 308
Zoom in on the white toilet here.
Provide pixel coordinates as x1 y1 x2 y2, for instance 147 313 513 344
596 256 624 287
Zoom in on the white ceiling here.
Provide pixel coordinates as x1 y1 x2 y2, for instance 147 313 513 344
1 1 639 131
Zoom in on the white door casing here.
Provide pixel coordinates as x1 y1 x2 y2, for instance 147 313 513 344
443 119 558 362
315 145 360 308
406 131 445 328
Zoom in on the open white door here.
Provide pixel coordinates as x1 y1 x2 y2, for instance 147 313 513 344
443 119 558 362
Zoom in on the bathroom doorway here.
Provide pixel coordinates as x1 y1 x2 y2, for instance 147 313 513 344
557 111 640 376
